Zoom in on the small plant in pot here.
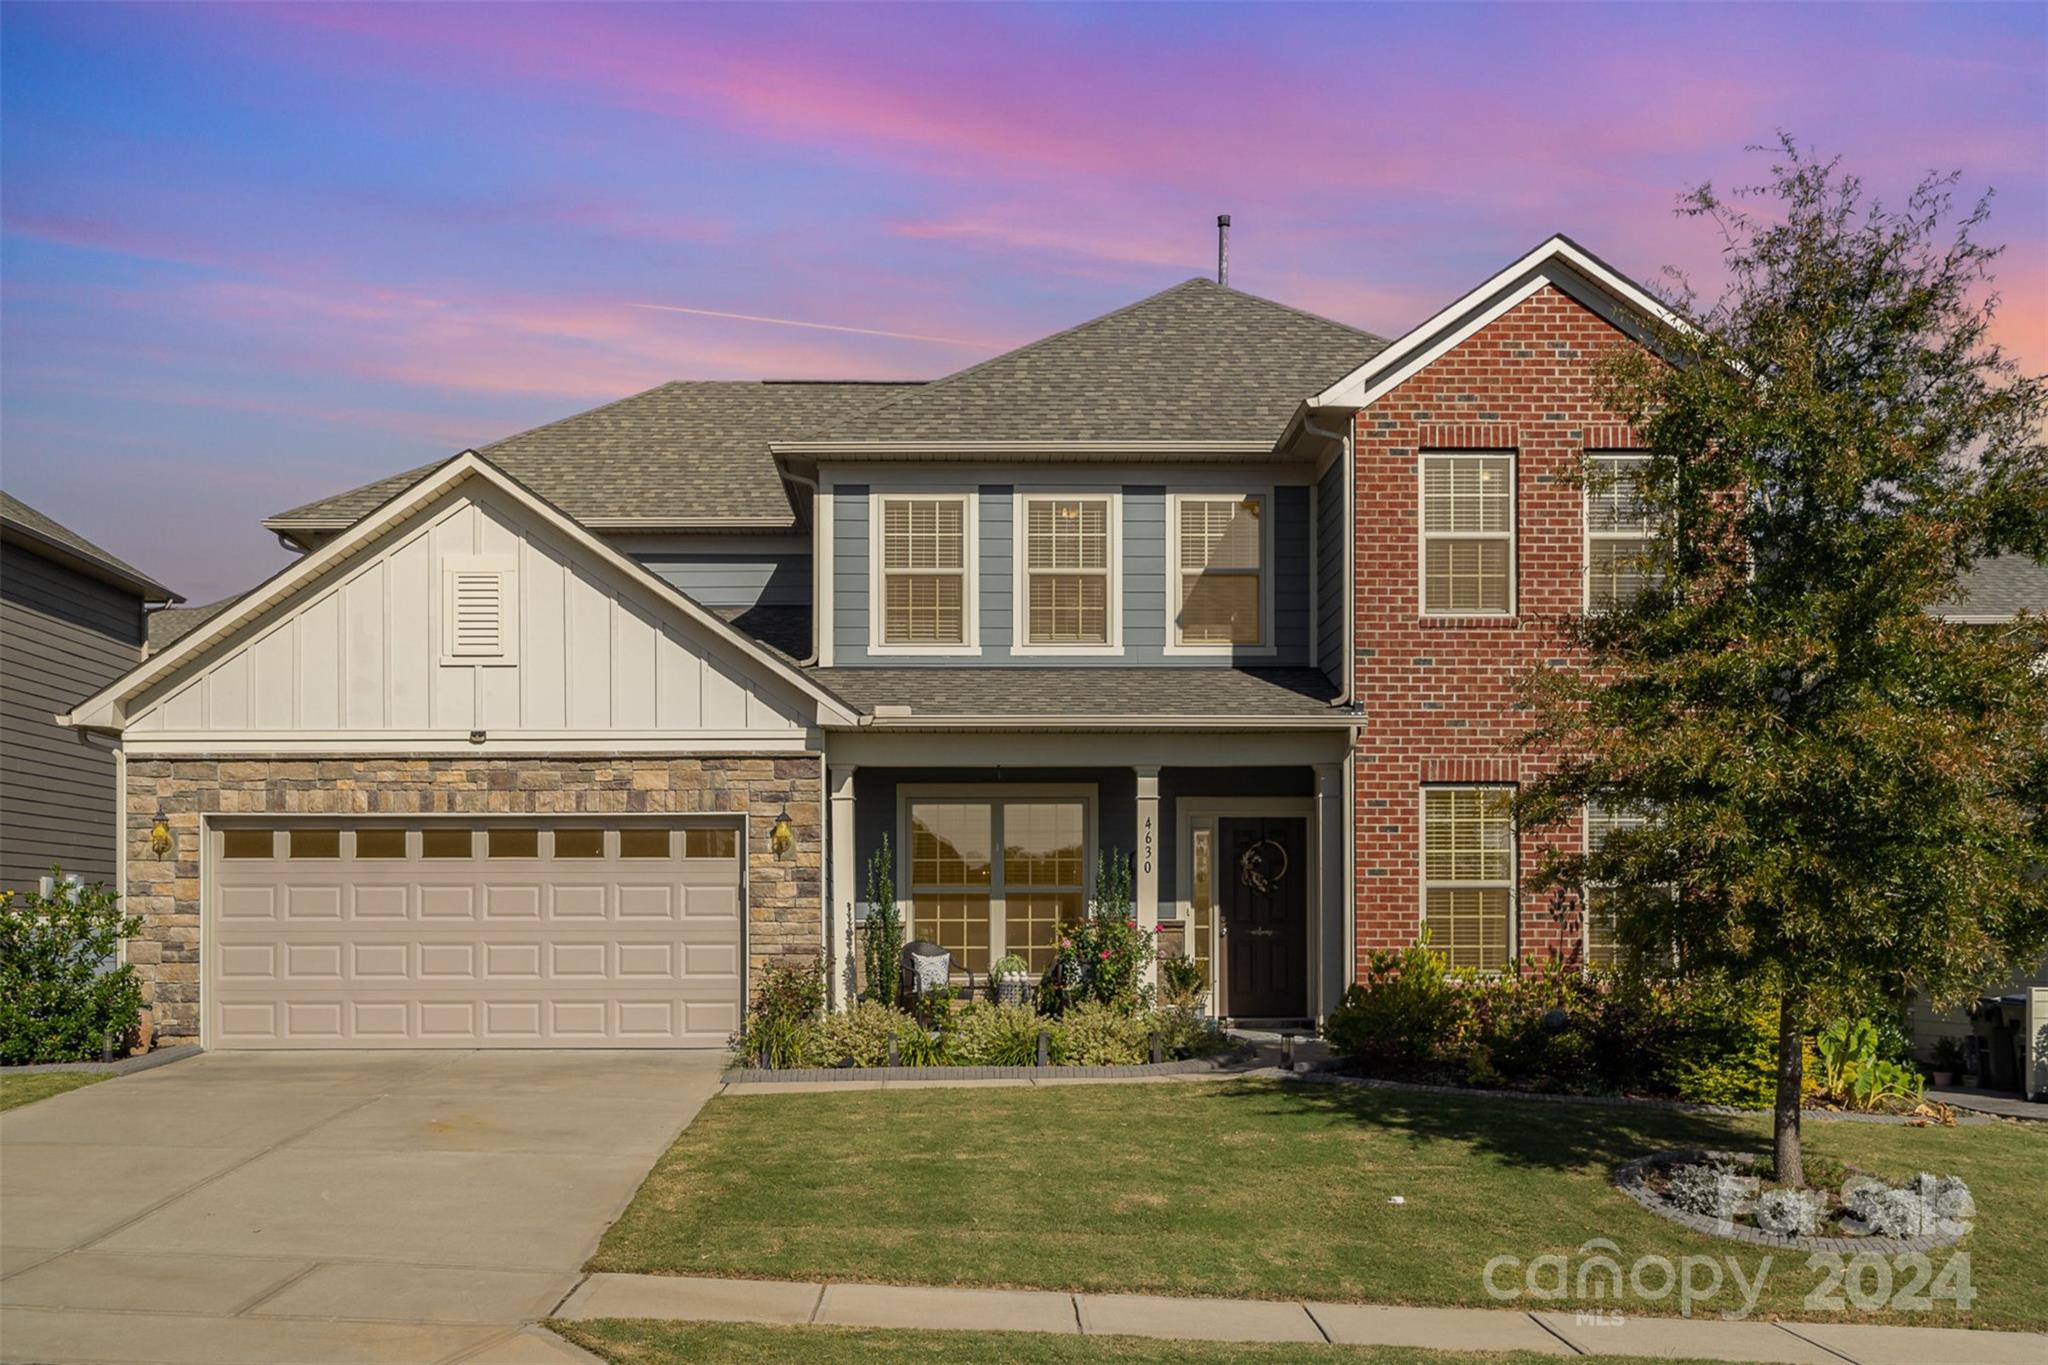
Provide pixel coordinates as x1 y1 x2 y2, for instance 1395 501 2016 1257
987 955 1030 1006
1927 1036 1965 1088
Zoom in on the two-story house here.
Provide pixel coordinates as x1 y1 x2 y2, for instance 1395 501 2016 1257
78 235 2006 1054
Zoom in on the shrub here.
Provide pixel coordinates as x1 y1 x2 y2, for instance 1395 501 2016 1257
734 955 826 1068
860 838 902 1006
1055 1002 1151 1065
1323 939 1468 1073
0 876 143 1064
1666 1160 1753 1221
1665 1001 1810 1110
1158 954 1206 1009
1754 1188 1825 1236
951 1002 1047 1065
1039 853 1157 1016
816 1001 924 1067
1816 1016 1925 1110
1841 1176 1972 1238
1151 1004 1227 1059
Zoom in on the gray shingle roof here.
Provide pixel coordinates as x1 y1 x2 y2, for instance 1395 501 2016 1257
146 595 243 650
0 491 178 602
826 278 1388 445
806 666 1345 720
1936 555 2048 621
266 381 919 532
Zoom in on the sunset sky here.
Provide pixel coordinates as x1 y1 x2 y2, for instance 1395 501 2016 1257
4 2 2043 602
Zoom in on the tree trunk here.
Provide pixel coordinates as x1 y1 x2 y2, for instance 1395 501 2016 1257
1773 989 1805 1188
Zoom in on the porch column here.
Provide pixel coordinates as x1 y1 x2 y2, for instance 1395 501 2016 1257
1314 761 1343 1024
828 764 858 1011
1134 765 1161 983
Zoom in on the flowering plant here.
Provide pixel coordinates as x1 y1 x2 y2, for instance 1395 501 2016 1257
1038 851 1156 1015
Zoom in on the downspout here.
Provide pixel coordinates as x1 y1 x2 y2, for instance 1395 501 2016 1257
1303 412 1355 707
782 467 822 667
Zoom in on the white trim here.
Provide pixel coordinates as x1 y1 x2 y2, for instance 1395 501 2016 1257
1417 451 1517 619
1176 796 1317 1021
70 451 858 731
1010 488 1124 657
850 713 1354 732
894 783 1098 973
120 733 822 756
1310 235 1693 411
774 440 1279 460
266 514 798 535
1419 783 1518 971
866 488 982 658
1164 488 1278 657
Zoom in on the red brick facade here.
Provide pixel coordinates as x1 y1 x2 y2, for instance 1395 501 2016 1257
1350 284 1641 974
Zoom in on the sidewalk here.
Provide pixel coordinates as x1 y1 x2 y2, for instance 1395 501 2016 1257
552 1273 2048 1364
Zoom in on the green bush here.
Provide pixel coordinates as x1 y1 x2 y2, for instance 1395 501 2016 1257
1665 1003 1809 1109
952 1002 1047 1065
1151 1003 1228 1059
816 1000 924 1067
1039 852 1157 1016
733 955 826 1069
1158 954 1205 1008
860 838 902 1006
1323 939 1470 1073
0 875 143 1064
1054 1002 1152 1065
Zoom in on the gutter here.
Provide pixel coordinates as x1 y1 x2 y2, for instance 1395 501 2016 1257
769 439 1283 460
837 713 1362 732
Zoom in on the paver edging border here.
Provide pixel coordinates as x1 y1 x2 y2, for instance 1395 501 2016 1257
0 1043 202 1077
1613 1148 1969 1253
722 1046 1258 1085
1293 1069 1995 1125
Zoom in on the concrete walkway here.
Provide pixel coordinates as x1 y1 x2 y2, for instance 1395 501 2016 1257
0 1050 726 1365
1926 1085 2048 1121
555 1273 2048 1364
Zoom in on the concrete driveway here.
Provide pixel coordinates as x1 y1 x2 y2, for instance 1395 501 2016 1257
0 1050 726 1364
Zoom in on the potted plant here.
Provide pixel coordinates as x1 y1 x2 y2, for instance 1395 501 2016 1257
1928 1036 1965 1088
988 954 1030 1006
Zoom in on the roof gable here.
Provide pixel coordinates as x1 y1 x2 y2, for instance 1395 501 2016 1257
819 279 1387 447
1310 236 1688 412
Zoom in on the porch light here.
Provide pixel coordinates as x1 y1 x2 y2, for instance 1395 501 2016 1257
149 817 173 859
770 808 795 857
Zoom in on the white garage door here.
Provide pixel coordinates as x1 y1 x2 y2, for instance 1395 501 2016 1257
207 820 744 1049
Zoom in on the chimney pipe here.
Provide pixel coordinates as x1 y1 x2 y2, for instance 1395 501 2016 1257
1217 214 1231 286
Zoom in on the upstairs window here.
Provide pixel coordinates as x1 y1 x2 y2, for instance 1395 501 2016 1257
1021 495 1114 648
1421 454 1513 615
878 495 970 648
1585 453 1659 612
1173 494 1267 649
1423 786 1514 970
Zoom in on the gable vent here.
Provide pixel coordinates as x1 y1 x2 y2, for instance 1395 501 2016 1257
441 556 518 664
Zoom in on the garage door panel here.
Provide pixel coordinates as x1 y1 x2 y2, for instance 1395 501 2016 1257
210 821 744 1049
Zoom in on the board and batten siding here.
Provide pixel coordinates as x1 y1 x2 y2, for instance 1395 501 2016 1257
830 477 1312 666
0 542 146 892
123 487 807 739
1315 457 1345 684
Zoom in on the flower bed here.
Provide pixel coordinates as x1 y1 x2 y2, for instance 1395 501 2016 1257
1615 1148 1974 1251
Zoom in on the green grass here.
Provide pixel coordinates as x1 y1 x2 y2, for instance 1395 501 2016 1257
593 1079 2048 1330
551 1319 1725 1365
0 1071 107 1111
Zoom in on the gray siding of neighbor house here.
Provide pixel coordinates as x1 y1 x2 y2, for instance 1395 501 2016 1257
639 553 810 611
831 479 1312 666
1315 459 1345 684
0 543 144 893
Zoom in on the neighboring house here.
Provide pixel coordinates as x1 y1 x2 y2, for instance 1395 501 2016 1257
1 492 179 895
56 235 2042 1058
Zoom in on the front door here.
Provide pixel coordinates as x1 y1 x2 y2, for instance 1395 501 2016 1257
1220 816 1308 1019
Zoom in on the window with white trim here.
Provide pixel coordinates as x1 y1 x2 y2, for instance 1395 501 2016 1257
879 496 968 647
1585 453 1659 611
1422 786 1513 970
1421 453 1513 614
1022 496 1112 646
1173 494 1265 647
907 794 1088 976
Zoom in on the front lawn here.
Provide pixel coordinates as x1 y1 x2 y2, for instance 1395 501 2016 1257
552 1320 1720 1365
0 1071 107 1111
593 1079 2047 1330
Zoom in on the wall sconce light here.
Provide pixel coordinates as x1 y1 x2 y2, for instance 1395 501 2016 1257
770 808 795 857
149 818 173 859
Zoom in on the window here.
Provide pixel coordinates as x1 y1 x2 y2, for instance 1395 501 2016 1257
1020 495 1114 648
1173 494 1266 648
685 827 738 859
421 828 475 859
906 792 1089 976
553 828 604 859
440 556 517 664
1422 787 1514 970
354 828 407 859
619 828 671 859
1585 453 1659 611
877 495 970 648
488 828 540 859
288 829 341 859
1190 825 1214 986
1422 454 1513 614
1583 798 1669 968
222 829 274 859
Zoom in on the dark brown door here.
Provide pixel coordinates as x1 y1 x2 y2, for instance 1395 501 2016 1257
1221 816 1308 1019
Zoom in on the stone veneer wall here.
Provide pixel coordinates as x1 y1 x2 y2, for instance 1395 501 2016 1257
124 755 823 1044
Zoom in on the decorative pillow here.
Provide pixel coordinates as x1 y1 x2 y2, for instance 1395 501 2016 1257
911 951 951 995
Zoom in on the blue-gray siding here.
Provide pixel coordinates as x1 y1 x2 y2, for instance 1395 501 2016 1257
1315 459 1345 684
0 543 145 893
831 479 1313 666
640 553 809 611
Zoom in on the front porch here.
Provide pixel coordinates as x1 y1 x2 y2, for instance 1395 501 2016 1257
823 730 1350 1025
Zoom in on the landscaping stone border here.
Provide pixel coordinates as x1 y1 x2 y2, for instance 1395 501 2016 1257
1294 1070 1994 1125
723 1046 1258 1085
1613 1148 1968 1253
1 1044 202 1077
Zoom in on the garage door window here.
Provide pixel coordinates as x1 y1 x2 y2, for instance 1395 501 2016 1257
554 828 603 858
223 829 274 859
619 828 672 859
289 829 341 859
421 829 474 859
488 828 540 859
685 828 738 859
355 828 407 858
